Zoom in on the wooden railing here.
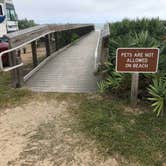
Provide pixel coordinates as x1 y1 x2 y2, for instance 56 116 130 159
0 24 94 88
94 23 110 71
101 24 110 64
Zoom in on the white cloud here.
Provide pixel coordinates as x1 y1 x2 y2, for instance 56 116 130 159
13 0 166 23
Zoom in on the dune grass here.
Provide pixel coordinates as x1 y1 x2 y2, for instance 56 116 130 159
74 97 166 166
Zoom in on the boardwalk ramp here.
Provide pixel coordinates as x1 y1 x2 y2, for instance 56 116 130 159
25 32 99 93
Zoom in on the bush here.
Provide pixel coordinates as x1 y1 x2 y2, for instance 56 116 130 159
148 77 166 116
100 18 166 100
71 33 79 42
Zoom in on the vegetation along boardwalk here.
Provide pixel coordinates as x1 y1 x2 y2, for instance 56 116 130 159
25 31 99 92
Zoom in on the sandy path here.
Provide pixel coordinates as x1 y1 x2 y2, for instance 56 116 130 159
0 97 119 166
0 99 65 166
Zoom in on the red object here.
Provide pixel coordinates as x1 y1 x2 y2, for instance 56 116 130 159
116 48 159 73
0 42 9 67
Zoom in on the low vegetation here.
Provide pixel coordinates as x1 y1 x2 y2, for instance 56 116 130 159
0 73 165 165
71 33 79 42
0 72 32 108
73 96 166 166
98 18 166 116
148 77 166 116
18 18 37 30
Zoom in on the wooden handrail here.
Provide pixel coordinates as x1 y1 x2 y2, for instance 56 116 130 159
4 24 94 48
94 23 110 71
1 23 94 88
101 23 110 38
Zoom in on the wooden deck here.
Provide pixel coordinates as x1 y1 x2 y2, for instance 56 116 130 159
25 31 100 93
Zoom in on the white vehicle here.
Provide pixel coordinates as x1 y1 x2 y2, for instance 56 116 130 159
0 0 18 37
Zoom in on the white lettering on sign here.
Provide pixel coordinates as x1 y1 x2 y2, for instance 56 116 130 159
145 53 154 58
133 64 149 68
121 53 132 58
126 58 148 63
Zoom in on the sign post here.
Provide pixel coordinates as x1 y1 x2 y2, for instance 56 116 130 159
131 73 139 106
116 48 159 106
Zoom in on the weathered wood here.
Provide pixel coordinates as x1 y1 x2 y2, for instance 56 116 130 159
4 24 94 48
3 24 94 89
45 34 51 57
49 24 94 32
101 37 109 65
8 52 13 67
31 41 38 67
131 73 139 106
5 25 50 48
56 32 61 50
23 48 26 54
25 32 99 92
101 24 110 38
99 24 110 65
54 32 58 51
49 33 56 53
10 52 17 87
10 51 23 88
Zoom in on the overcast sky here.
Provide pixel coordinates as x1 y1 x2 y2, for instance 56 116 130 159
13 0 166 24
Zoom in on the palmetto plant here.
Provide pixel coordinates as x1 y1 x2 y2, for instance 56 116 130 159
131 31 160 47
109 31 160 65
99 30 161 93
109 34 135 64
158 43 166 73
97 80 108 93
98 62 124 92
100 18 166 110
148 77 166 116
110 18 166 40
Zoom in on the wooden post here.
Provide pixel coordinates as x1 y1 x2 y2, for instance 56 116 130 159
131 73 139 107
50 33 55 52
31 41 38 67
23 48 26 54
10 51 17 88
10 51 23 88
8 52 13 67
45 34 51 57
105 37 109 63
54 32 58 51
101 37 109 65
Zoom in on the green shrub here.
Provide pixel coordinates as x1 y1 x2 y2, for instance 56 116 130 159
148 77 166 116
18 18 37 30
71 33 79 42
101 18 166 102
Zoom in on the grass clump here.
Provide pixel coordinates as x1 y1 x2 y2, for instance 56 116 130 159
75 98 166 165
0 72 32 108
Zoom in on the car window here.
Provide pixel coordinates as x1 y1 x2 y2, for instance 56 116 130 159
6 9 10 20
6 9 17 21
10 9 17 21
0 5 3 15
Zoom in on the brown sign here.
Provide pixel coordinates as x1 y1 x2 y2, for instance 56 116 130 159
116 48 159 73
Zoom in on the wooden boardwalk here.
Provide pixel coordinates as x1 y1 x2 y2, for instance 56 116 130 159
25 32 99 93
